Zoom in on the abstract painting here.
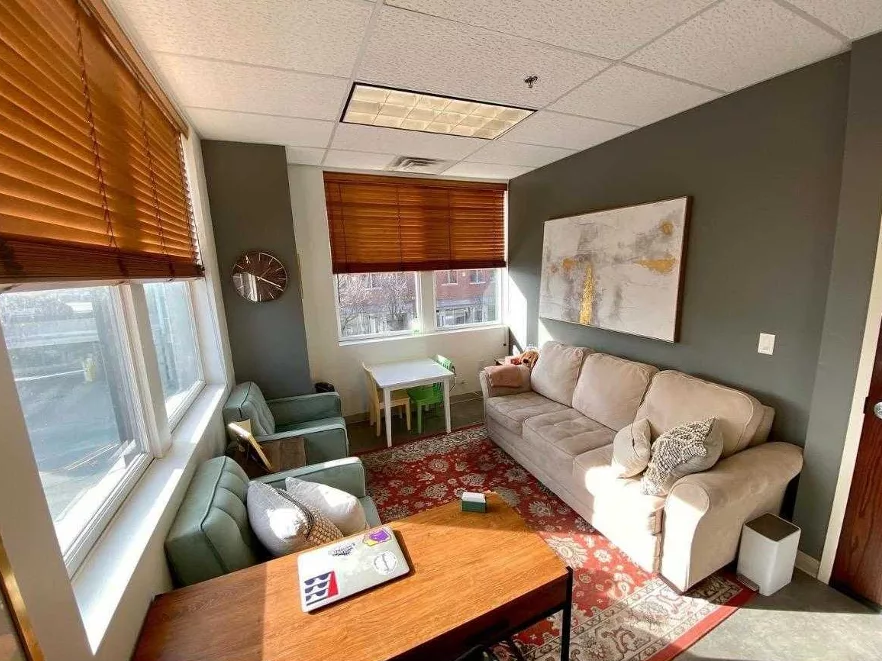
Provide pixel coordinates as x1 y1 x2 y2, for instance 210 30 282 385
539 197 690 342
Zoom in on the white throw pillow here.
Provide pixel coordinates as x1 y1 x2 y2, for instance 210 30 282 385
285 477 368 535
611 418 652 478
247 481 342 557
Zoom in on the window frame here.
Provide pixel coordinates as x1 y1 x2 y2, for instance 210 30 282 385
0 281 155 575
333 268 507 343
431 268 504 331
333 271 422 341
146 281 206 431
0 276 210 576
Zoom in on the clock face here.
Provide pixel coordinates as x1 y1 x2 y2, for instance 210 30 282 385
231 251 288 302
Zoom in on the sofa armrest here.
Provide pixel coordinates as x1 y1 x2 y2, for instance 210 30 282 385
478 366 532 399
254 457 367 497
267 392 342 424
661 442 803 591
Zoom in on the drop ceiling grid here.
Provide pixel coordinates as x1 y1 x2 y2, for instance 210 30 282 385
112 0 876 179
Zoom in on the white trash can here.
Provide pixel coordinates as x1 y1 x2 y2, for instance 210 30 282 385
736 513 800 596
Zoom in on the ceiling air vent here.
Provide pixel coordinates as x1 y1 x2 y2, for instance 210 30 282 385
386 156 450 175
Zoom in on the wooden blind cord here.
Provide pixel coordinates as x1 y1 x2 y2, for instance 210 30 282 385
336 182 349 270
75 4 125 276
138 89 172 276
176 137 200 278
446 189 453 272
395 185 404 272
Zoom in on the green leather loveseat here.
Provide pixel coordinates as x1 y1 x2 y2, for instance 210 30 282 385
222 382 349 465
165 455 381 587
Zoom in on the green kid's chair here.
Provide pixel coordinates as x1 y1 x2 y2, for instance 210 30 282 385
407 355 454 434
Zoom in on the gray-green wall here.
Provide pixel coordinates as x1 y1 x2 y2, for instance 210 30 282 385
794 33 882 557
509 54 849 444
508 50 881 558
201 141 312 398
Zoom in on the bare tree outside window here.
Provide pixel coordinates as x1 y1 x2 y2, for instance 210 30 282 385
336 272 418 338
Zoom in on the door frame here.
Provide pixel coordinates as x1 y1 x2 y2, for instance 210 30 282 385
819 210 882 582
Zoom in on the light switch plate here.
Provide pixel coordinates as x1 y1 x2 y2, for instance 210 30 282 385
758 333 776 355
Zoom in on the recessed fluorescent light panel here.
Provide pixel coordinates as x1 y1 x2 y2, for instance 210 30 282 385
342 84 534 139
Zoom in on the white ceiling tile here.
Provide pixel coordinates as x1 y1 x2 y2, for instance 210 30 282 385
500 111 633 150
442 162 533 180
331 124 484 160
115 0 371 76
551 65 721 126
787 0 882 40
386 0 716 59
323 150 397 170
466 142 576 168
154 54 349 120
626 0 846 92
286 146 326 165
187 108 333 147
357 7 607 108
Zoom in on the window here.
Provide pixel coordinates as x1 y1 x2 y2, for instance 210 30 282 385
439 270 457 285
0 287 149 567
144 282 204 423
336 272 419 339
435 268 501 328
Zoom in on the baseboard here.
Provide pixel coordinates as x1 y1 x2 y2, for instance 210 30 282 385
795 551 820 578
344 391 482 424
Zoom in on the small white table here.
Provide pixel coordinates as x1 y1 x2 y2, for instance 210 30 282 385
366 358 455 448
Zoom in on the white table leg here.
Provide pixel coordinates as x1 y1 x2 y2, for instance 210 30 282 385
383 387 393 448
443 378 451 434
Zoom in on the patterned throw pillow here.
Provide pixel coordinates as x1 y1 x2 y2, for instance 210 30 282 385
247 481 343 557
641 418 723 496
611 418 652 478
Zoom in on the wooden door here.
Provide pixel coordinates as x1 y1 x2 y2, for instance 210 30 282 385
832 321 882 606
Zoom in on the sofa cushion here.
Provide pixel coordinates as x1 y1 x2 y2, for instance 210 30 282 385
573 445 666 535
523 409 615 481
530 341 589 406
485 391 568 435
572 353 657 431
635 371 770 458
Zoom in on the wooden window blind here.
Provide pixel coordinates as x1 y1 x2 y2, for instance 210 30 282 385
324 172 506 274
0 0 202 283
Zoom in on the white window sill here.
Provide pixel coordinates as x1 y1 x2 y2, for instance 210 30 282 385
71 384 227 654
338 323 507 347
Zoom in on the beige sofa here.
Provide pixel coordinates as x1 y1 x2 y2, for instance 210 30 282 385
479 342 803 592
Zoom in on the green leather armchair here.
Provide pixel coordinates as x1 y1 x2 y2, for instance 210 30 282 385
165 455 381 587
223 382 349 464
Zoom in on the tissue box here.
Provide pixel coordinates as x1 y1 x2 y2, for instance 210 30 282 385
460 491 487 513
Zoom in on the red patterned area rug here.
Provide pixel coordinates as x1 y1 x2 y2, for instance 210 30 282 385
360 425 753 661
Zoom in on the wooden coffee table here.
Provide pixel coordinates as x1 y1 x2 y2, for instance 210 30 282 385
134 493 573 661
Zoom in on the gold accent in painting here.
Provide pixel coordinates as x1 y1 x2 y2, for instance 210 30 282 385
579 263 594 325
635 256 677 275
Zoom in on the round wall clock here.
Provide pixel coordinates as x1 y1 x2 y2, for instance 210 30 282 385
232 251 288 303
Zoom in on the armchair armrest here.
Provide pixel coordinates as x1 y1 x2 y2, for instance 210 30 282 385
254 457 367 497
267 392 342 424
478 366 532 399
661 442 803 591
